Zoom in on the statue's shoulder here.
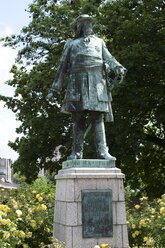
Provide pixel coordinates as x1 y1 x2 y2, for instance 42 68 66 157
64 38 73 49
91 35 104 45
91 35 103 42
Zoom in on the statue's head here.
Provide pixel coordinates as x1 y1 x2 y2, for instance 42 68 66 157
72 14 95 38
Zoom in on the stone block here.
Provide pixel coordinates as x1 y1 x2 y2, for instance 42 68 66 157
54 200 60 224
113 225 122 248
74 178 97 202
96 178 120 201
118 179 125 201
113 202 117 225
77 202 82 225
66 202 78 226
54 223 65 242
116 202 127 224
65 226 73 248
66 179 75 202
72 226 82 248
60 201 67 225
122 224 129 248
55 179 66 201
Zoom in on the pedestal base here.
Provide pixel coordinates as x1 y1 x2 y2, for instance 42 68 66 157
53 160 129 248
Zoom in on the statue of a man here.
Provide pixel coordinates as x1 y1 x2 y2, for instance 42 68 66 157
48 15 126 160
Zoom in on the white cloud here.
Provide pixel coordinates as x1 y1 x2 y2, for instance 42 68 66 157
0 25 19 161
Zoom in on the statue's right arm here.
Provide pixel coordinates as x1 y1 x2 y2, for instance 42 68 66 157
48 39 72 98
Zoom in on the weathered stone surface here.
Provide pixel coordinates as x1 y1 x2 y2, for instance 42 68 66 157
113 202 117 225
96 178 119 201
116 202 127 224
54 200 60 224
55 179 66 201
54 223 65 243
75 178 97 202
56 167 124 180
66 179 75 202
114 225 122 248
60 202 67 225
77 202 82 225
118 179 125 201
65 226 73 248
66 202 78 226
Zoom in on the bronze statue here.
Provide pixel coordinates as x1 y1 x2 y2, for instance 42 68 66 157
48 15 126 160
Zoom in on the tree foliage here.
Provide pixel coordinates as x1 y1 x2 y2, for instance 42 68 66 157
0 0 164 196
100 0 165 197
0 0 102 182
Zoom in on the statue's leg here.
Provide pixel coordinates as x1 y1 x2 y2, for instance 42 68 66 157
91 111 115 160
67 111 86 160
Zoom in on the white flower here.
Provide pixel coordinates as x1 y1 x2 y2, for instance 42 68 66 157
16 209 22 217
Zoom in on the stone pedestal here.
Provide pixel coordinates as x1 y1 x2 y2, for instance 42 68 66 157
53 159 129 248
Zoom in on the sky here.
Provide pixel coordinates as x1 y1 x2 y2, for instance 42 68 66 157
0 0 33 161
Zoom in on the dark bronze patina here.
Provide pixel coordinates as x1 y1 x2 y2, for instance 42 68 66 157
82 189 113 238
48 15 126 160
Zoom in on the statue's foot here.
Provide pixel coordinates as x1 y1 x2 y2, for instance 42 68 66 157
98 152 116 160
97 145 116 160
67 152 83 160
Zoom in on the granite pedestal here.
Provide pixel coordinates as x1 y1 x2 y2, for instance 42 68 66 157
53 159 129 248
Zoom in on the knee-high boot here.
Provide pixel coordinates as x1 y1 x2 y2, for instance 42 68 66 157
67 112 86 160
92 112 115 160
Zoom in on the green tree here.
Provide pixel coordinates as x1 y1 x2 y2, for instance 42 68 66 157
99 0 165 197
0 0 164 197
0 0 102 182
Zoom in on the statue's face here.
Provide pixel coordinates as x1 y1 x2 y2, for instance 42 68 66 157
82 21 93 36
76 21 93 37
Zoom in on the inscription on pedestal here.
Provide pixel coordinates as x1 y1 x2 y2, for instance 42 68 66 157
82 190 113 238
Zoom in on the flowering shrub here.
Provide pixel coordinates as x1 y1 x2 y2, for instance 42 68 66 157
0 177 56 247
126 186 165 247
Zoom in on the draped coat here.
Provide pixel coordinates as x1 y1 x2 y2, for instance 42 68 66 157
51 35 125 122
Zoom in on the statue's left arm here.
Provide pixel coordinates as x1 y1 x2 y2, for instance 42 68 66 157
102 40 126 76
